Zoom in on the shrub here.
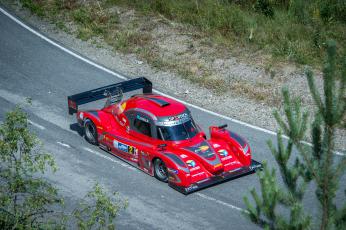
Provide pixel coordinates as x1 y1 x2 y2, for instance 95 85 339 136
254 0 275 17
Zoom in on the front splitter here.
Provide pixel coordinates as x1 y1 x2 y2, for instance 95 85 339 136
169 159 263 195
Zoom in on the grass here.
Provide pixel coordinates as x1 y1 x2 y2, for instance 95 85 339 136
107 0 346 66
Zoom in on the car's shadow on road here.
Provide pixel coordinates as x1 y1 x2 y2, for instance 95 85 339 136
70 123 84 137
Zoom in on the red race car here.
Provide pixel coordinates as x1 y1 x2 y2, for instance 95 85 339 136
68 77 262 194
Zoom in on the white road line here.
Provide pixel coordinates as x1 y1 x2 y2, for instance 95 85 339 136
83 147 136 171
0 7 344 157
57 141 71 148
195 192 249 213
28 119 45 130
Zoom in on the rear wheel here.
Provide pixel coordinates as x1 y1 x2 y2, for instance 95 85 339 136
84 119 98 145
153 158 168 182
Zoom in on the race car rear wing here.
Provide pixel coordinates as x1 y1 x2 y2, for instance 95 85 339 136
67 77 152 115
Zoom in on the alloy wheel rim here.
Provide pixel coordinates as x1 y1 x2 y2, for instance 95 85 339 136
156 160 167 179
85 123 95 141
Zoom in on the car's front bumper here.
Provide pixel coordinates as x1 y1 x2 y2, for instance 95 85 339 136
169 159 263 195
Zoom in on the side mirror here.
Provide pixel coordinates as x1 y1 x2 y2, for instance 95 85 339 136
199 132 207 139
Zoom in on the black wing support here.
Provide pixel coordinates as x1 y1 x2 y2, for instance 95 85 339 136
67 77 152 115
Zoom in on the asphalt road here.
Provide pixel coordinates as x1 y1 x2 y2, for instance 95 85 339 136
0 7 344 230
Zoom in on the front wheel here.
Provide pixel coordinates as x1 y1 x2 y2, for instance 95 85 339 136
84 119 98 145
153 158 168 182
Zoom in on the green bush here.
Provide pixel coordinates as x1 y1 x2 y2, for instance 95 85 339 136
0 107 127 229
254 0 275 17
319 0 346 23
289 0 310 24
20 0 45 17
73 8 92 25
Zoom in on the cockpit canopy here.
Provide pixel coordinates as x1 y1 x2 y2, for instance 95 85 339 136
157 119 198 141
112 94 200 141
124 109 199 141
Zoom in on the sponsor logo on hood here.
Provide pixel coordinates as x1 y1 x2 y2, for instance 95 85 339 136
185 141 215 158
186 160 196 167
199 145 209 152
218 149 228 157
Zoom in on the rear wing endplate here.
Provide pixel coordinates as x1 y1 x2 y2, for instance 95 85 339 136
67 77 152 115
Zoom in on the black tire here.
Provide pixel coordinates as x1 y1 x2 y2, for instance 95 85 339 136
153 158 168 182
84 119 98 145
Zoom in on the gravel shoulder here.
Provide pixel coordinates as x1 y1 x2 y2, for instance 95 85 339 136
1 1 345 151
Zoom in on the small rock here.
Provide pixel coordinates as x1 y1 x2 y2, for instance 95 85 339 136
184 90 189 94
136 60 143 65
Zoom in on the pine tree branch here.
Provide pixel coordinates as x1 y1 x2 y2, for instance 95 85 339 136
300 111 309 139
24 210 54 220
335 190 346 229
243 196 267 228
295 143 321 184
323 41 337 126
244 40 344 230
0 207 15 218
334 157 346 181
273 110 290 135
335 58 346 122
312 116 323 162
243 162 286 230
283 88 297 137
306 68 325 116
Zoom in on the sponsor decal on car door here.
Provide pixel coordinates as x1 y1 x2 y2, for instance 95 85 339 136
112 140 139 162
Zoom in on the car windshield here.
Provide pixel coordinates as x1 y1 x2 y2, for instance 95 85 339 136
157 120 198 141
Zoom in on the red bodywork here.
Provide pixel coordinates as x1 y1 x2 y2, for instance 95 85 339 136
68 78 261 194
68 77 262 194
